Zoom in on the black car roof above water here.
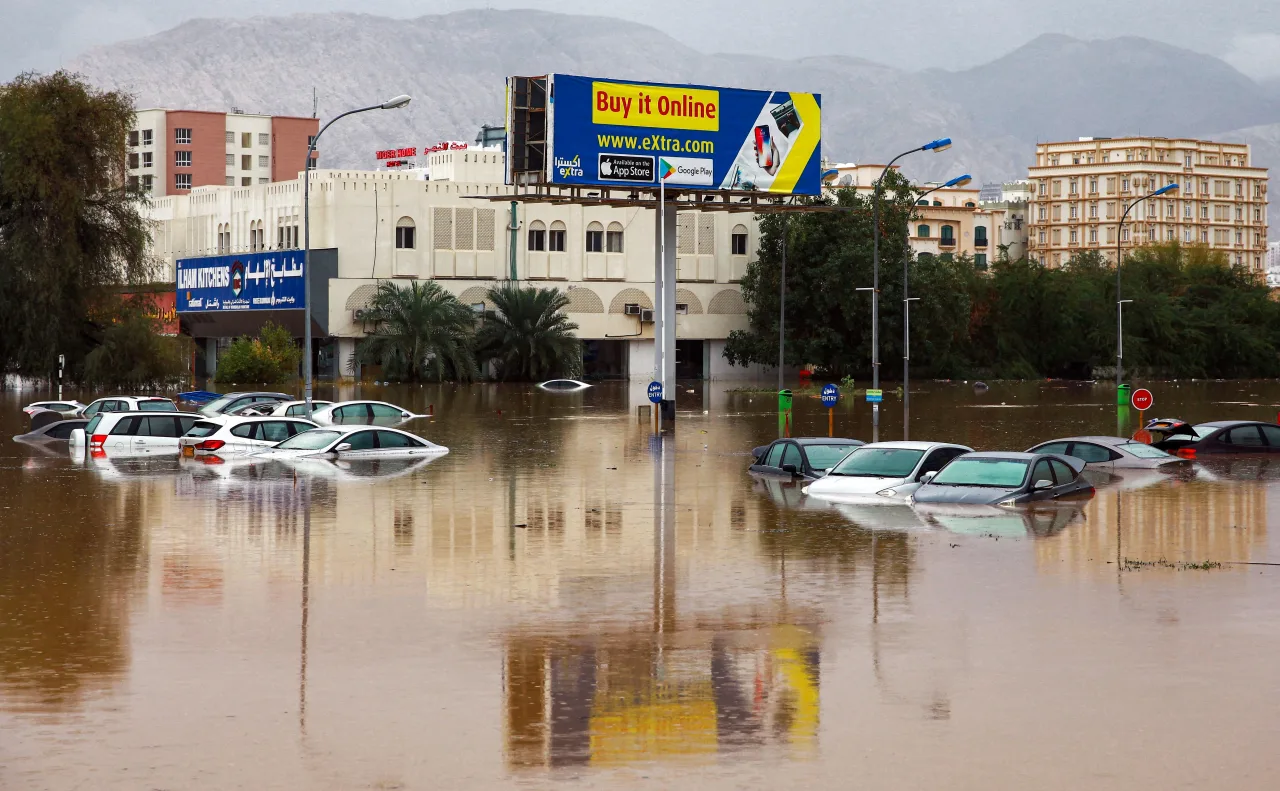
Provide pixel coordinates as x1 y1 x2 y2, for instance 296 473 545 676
791 437 861 446
1197 420 1268 428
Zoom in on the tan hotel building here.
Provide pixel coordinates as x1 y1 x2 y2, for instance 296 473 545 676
1026 137 1269 270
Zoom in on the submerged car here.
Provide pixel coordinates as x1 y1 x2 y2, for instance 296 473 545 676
75 410 203 457
22 400 85 417
14 418 89 444
308 400 418 426
76 395 177 417
198 391 295 417
749 437 865 481
264 400 335 417
538 379 591 392
253 426 447 460
180 416 320 458
803 441 972 502
1143 418 1280 455
1025 435 1187 469
911 451 1093 506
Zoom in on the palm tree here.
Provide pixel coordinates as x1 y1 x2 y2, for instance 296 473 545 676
476 283 581 381
355 281 478 381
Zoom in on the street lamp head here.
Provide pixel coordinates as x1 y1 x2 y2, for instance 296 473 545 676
380 94 412 110
942 174 973 188
1152 183 1179 196
922 138 952 152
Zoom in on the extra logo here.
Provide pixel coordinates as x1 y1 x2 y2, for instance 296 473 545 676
554 154 584 179
659 156 714 186
229 261 245 297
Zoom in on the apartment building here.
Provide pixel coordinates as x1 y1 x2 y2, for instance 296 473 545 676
826 163 1029 270
146 148 765 382
1026 137 1269 270
127 108 319 197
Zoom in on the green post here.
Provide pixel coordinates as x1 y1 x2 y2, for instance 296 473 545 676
778 389 793 437
509 201 519 281
1117 383 1132 406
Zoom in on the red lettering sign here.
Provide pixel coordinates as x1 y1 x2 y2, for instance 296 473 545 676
1130 388 1154 411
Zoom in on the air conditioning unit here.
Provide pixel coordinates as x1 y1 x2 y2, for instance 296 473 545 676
624 303 641 316
639 309 655 323
354 308 370 322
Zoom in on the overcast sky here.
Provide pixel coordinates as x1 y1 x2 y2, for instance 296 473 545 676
6 0 1280 82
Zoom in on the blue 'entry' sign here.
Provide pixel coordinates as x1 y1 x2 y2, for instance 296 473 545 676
820 384 840 407
647 381 664 403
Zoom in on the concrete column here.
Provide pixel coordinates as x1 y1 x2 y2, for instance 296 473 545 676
654 198 677 425
205 337 218 379
337 337 358 380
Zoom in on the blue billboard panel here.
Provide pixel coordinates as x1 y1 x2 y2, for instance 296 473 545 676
545 74 821 195
176 251 305 312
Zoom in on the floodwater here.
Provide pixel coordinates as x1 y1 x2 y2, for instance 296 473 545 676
2 379 1280 789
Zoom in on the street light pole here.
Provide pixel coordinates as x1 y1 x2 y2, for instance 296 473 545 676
302 94 411 415
903 174 970 440
871 138 951 443
1114 182 1177 390
777 216 787 392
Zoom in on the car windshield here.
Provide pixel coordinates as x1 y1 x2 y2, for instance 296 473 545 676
85 415 103 435
203 396 235 413
1190 425 1221 439
828 448 924 477
1120 442 1173 459
274 430 341 450
139 400 177 411
932 458 1029 487
803 443 863 471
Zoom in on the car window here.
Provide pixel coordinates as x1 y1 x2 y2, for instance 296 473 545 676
259 421 292 443
762 443 785 468
230 423 257 439
1069 442 1115 463
932 458 1029 487
1049 459 1076 484
1031 460 1054 487
780 443 802 470
139 400 176 411
276 430 342 450
82 402 101 417
1034 442 1071 455
186 421 222 438
1224 426 1264 446
375 430 421 448
370 404 406 418
85 415 104 435
919 447 965 476
286 404 306 416
46 422 78 439
1260 425 1280 446
110 415 140 435
829 448 926 478
342 430 378 450
146 416 181 438
802 443 862 471
286 422 311 437
178 416 199 433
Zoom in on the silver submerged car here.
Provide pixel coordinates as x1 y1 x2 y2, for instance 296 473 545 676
1025 436 1188 469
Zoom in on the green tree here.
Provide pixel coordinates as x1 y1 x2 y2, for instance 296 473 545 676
214 322 302 384
356 281 478 382
475 283 581 381
83 296 191 388
0 72 151 378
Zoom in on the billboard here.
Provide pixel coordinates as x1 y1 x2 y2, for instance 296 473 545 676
176 251 305 312
529 74 821 195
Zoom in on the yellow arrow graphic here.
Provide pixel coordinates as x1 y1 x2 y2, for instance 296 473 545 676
769 92 821 194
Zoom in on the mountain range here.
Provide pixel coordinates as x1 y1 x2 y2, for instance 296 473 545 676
66 10 1280 193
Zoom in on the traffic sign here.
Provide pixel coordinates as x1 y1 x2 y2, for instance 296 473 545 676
647 381 664 404
865 389 883 403
820 383 840 407
1130 388 1153 411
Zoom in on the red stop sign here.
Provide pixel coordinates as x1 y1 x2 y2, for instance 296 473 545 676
1131 388 1154 411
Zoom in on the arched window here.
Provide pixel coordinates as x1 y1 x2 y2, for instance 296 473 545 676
917 224 930 238
606 221 624 253
940 224 955 242
964 201 976 208
731 224 748 255
395 216 416 249
585 221 604 253
527 219 546 251
974 225 988 247
916 199 929 206
932 200 942 206
549 220 566 252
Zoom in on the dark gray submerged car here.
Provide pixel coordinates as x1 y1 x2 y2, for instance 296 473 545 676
911 451 1094 506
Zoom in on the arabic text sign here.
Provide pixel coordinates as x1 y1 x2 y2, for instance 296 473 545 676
542 74 821 195
176 251 306 312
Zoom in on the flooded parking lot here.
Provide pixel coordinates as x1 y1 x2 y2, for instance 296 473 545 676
2 380 1280 789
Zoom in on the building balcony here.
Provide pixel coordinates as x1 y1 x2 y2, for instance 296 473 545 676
939 237 957 248
974 238 988 248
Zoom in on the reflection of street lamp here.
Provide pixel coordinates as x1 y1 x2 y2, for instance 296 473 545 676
302 94 412 415
871 137 952 442
904 174 971 439
902 297 920 439
1115 183 1177 390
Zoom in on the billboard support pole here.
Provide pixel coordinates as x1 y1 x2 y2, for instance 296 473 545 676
655 179 677 429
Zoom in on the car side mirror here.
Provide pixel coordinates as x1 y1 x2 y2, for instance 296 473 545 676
920 471 937 483
334 443 352 453
782 464 799 476
1034 479 1053 490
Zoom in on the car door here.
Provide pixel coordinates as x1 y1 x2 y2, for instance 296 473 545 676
336 429 379 458
778 442 804 478
256 420 295 447
1259 425 1280 454
228 422 259 451
1067 442 1116 468
1028 459 1057 501
751 442 785 475
374 430 424 457
1221 425 1265 453
1049 459 1083 497
137 415 182 452
370 403 411 424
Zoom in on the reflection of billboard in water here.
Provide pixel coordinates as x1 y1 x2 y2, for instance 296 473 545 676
504 625 819 768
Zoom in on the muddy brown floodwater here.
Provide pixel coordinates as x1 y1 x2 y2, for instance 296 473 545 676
2 379 1280 789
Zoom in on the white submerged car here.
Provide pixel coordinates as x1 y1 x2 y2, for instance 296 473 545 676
253 426 448 460
803 441 973 503
180 416 320 459
73 410 203 458
308 400 419 426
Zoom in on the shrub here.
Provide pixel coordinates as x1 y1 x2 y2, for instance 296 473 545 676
214 322 302 384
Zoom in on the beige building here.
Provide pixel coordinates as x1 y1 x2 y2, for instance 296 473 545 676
145 148 766 381
826 162 1028 270
1026 137 1269 270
